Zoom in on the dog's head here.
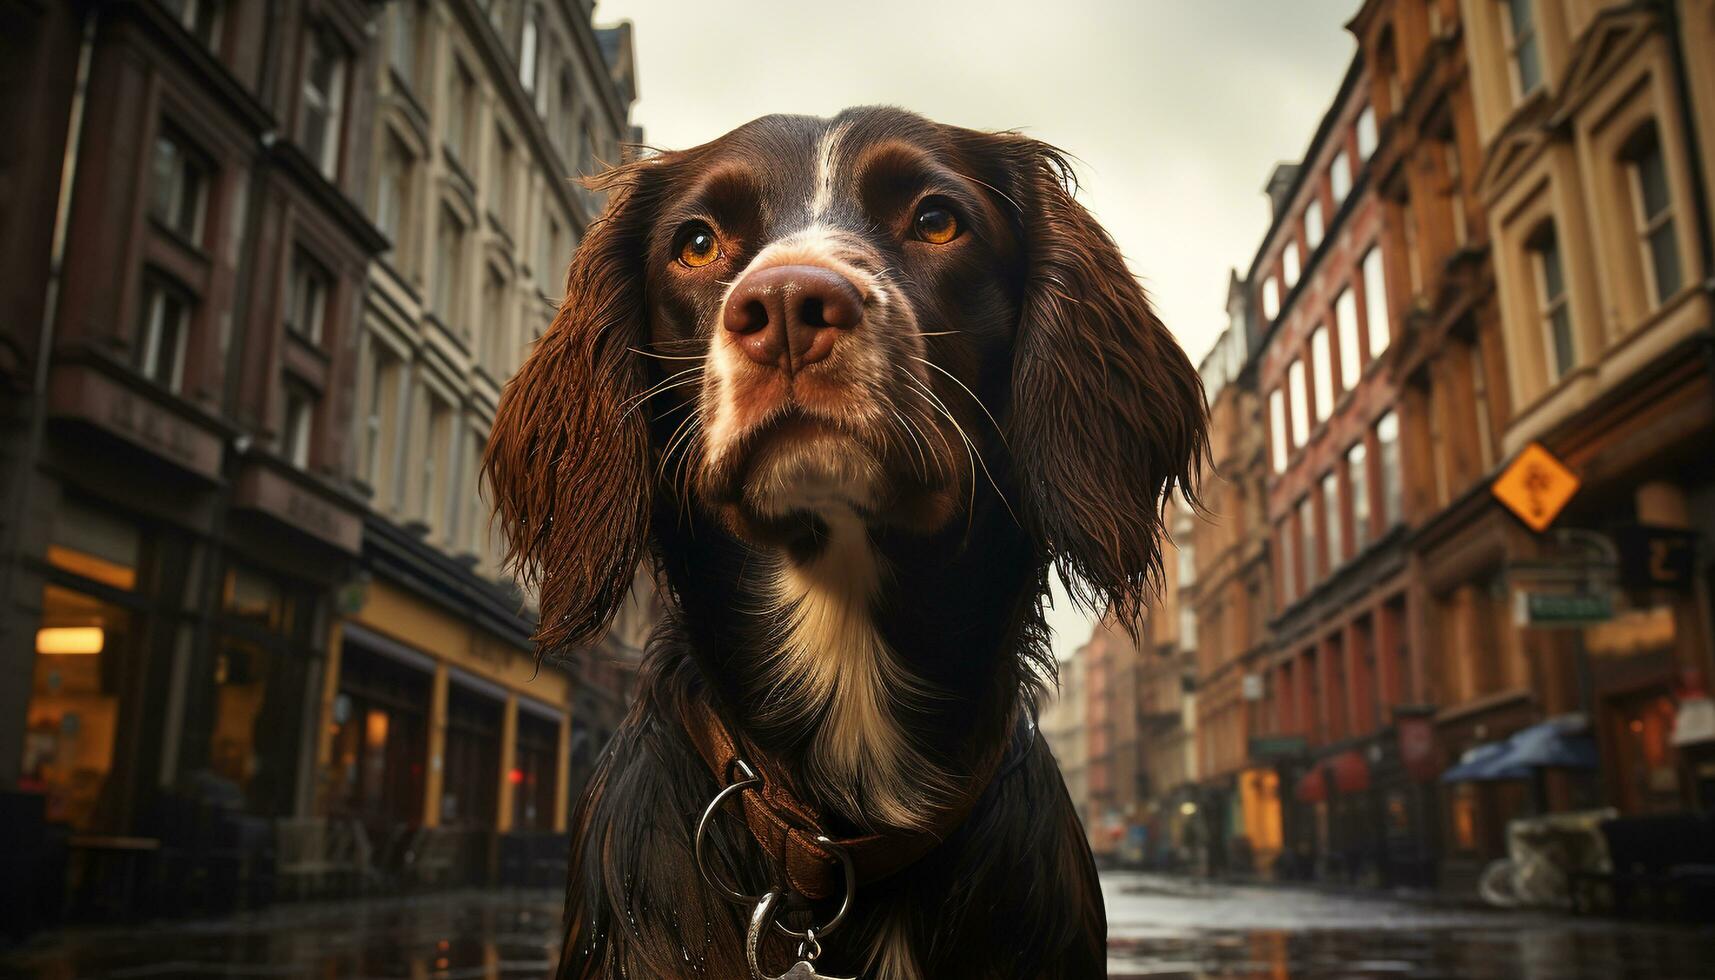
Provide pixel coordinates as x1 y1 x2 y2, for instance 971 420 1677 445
487 107 1205 652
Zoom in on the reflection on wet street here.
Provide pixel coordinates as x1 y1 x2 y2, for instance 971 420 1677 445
0 890 561 979
1104 871 1715 979
2 873 1713 978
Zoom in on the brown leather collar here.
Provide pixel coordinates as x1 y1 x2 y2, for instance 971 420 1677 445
683 699 1016 900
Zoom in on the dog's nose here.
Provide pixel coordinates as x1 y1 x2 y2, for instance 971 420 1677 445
722 265 863 371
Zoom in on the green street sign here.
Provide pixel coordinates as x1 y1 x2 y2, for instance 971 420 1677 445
1518 592 1614 626
1249 735 1308 760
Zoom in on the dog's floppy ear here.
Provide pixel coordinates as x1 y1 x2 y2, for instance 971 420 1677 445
485 161 660 653
971 132 1208 627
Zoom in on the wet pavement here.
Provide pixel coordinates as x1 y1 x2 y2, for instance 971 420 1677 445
0 872 1711 978
1102 871 1715 978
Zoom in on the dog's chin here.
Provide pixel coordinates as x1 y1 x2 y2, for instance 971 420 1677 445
706 416 961 551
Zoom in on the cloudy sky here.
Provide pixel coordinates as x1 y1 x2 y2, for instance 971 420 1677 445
596 0 1360 659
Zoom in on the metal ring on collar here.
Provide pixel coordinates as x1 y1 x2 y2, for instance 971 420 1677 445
769 835 855 941
694 758 764 906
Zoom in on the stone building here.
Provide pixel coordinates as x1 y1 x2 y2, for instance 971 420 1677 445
317 0 640 874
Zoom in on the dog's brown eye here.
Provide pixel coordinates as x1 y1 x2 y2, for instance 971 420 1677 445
678 225 721 268
914 205 960 244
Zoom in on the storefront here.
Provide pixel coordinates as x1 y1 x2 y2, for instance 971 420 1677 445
318 526 576 888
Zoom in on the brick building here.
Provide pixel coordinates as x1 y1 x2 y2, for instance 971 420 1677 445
1247 52 1427 886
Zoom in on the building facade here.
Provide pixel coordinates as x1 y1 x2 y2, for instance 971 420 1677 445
316 0 641 877
1188 287 1284 877
3 0 386 846
1247 52 1432 886
1 0 642 914
1040 641 1090 832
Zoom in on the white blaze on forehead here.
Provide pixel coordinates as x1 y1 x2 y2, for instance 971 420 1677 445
809 121 852 222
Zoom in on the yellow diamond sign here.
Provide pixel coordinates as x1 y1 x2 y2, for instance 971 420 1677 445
1492 442 1580 533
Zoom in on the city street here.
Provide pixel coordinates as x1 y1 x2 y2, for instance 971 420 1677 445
4 871 1714 979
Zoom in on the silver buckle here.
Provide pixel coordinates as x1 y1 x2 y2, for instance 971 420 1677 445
694 757 857 940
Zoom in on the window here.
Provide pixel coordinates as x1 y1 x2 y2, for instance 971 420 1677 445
1278 523 1297 604
1529 224 1575 381
1269 388 1289 474
1322 471 1343 568
1331 150 1352 204
464 429 490 559
301 29 347 179
361 345 399 491
1626 129 1683 306
162 0 222 50
1500 0 1543 99
388 2 417 89
490 128 514 223
533 41 553 117
149 127 210 244
1402 194 1424 295
512 711 560 832
578 115 599 178
1305 198 1324 251
1357 104 1378 161
519 15 539 93
419 392 452 525
1282 241 1300 289
1262 276 1280 322
375 134 412 248
1287 359 1309 447
1298 495 1317 589
1443 139 1468 246
1362 248 1390 358
1348 441 1370 553
434 206 466 323
1471 341 1495 471
539 214 562 294
447 62 476 163
137 276 191 391
481 265 509 373
285 249 331 344
1335 288 1361 390
1310 326 1333 423
281 383 315 468
28 580 141 831
554 69 577 158
1377 411 1402 527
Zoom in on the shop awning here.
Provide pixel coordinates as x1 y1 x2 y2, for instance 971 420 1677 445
1329 750 1371 794
1294 766 1328 804
1441 714 1598 782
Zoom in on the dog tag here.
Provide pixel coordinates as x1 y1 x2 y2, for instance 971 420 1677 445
746 891 858 980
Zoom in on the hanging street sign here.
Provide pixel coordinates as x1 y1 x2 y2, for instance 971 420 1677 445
1491 442 1580 533
1514 591 1615 626
1248 735 1309 760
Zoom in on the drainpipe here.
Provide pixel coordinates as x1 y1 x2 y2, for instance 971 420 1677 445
0 4 97 787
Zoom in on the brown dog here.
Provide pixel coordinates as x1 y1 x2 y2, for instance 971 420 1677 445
485 106 1206 979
